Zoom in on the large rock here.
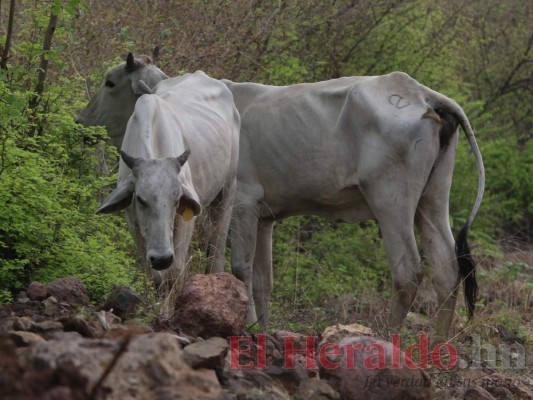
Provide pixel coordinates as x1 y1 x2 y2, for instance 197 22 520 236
183 337 229 369
46 277 90 306
320 336 434 400
171 273 248 338
18 332 221 400
26 281 48 301
102 286 141 319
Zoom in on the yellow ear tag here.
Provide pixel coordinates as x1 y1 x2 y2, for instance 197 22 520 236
182 207 194 222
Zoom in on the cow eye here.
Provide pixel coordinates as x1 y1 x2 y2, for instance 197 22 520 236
136 195 148 208
105 80 115 88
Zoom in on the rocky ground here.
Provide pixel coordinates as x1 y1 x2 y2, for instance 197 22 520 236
0 273 531 400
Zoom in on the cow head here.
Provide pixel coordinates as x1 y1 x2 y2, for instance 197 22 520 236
97 150 202 271
77 50 169 147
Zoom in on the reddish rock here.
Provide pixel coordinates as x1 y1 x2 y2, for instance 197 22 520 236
319 336 433 400
171 273 248 338
27 281 48 301
46 277 90 306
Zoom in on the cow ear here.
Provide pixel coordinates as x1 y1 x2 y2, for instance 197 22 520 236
97 177 134 214
178 185 201 221
132 79 152 95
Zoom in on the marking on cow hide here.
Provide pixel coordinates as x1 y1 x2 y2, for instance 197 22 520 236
389 94 411 109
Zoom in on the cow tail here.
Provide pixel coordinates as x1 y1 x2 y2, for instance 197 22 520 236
430 92 485 319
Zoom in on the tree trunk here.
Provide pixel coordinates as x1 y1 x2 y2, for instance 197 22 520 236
0 0 16 70
32 10 59 101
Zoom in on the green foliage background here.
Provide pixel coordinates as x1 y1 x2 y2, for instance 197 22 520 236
0 0 530 321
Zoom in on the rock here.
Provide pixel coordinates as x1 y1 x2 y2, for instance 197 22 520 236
485 373 533 400
46 331 83 341
0 335 33 398
266 365 307 394
183 337 229 369
46 277 90 306
434 388 453 400
41 386 77 400
218 367 291 400
486 387 514 400
61 315 96 338
319 336 433 400
317 324 374 384
16 291 30 303
43 296 59 316
294 377 340 400
18 332 221 399
464 386 498 400
171 273 248 338
103 324 152 340
27 281 48 301
9 331 45 346
319 323 374 348
31 320 64 333
102 286 141 319
13 316 35 331
0 316 16 333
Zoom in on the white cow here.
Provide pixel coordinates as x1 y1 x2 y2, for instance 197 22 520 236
79 57 484 338
96 71 240 292
223 73 484 339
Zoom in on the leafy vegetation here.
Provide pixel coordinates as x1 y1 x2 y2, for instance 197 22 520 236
0 0 530 339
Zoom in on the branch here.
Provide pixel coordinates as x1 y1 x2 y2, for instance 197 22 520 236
496 33 533 98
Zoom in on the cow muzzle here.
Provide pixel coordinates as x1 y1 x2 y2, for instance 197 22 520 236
147 250 174 271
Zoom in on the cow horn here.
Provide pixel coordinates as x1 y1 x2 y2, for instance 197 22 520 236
177 150 190 167
125 52 140 73
120 150 139 170
152 46 160 64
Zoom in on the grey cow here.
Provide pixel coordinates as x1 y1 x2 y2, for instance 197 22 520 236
78 55 484 339
94 68 239 295
77 52 168 148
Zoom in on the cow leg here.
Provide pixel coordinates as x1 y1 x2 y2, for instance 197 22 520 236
206 182 236 274
360 181 422 333
416 203 457 340
381 216 422 332
230 203 259 324
416 135 460 340
252 220 274 331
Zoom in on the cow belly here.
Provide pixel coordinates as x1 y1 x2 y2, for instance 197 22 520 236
261 185 373 223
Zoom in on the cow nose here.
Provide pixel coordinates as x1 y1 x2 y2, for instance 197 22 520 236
147 251 174 271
